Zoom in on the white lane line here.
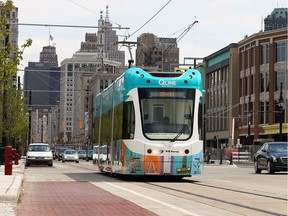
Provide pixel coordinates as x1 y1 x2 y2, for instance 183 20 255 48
104 181 202 216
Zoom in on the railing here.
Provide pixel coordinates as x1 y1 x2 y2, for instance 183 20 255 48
231 151 251 162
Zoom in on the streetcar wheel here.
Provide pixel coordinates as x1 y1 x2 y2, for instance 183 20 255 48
267 161 275 174
254 160 261 174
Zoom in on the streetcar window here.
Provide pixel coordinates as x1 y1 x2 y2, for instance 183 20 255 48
122 101 135 139
139 88 195 140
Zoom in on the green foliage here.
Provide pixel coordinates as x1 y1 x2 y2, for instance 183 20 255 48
0 0 32 149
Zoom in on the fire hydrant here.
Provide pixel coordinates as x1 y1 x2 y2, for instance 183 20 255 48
14 152 20 165
5 146 13 175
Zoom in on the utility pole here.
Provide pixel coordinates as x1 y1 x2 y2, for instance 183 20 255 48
247 95 253 153
28 91 32 147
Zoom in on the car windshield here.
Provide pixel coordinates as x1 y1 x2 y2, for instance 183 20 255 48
65 150 76 154
78 150 86 154
60 148 70 153
269 143 288 152
28 145 50 152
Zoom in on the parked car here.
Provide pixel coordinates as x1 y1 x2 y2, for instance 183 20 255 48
86 150 93 161
62 149 79 163
26 143 53 167
77 150 87 160
58 147 71 161
254 142 288 174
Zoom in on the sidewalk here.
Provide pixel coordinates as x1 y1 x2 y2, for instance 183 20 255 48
0 160 25 216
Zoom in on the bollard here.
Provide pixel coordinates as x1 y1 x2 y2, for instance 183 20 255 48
5 146 13 175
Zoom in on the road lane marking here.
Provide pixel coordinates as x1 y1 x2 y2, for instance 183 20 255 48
104 181 202 216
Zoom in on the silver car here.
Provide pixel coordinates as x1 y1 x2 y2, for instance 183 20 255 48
62 150 79 163
77 150 87 160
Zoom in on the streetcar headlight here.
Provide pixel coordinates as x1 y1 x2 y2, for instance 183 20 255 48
184 149 189 154
147 149 152 154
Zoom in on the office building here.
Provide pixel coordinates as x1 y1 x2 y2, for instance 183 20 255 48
264 8 288 31
203 44 239 149
136 33 179 72
238 27 287 145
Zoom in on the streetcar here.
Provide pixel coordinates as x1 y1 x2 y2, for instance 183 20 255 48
93 67 205 178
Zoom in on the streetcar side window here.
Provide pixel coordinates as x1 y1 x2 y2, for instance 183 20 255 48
122 101 135 139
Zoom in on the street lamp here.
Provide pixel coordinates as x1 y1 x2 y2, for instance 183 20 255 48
278 82 284 141
247 95 252 145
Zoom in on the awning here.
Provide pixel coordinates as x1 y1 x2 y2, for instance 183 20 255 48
262 123 288 135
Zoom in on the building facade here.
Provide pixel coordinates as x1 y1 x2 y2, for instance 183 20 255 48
24 53 60 112
238 28 287 147
23 45 60 144
136 33 179 72
203 44 239 149
58 6 125 146
264 8 288 31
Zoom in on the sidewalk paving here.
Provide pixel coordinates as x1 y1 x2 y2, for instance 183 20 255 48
0 160 25 216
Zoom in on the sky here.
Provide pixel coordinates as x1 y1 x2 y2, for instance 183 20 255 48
12 0 287 78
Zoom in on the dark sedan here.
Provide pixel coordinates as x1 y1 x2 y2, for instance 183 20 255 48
254 142 288 174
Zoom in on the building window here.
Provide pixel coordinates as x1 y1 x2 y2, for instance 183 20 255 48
260 72 269 93
260 44 269 65
251 74 255 94
275 41 286 62
240 77 244 97
251 47 255 67
275 71 286 91
240 51 245 71
245 49 250 69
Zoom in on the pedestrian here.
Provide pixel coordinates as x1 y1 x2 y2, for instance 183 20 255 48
206 149 211 164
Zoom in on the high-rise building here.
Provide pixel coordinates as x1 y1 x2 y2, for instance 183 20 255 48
80 33 97 52
59 6 125 145
24 45 60 112
39 46 58 67
136 33 179 72
264 8 288 31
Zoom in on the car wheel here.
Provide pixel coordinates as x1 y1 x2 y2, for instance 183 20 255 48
26 162 30 167
76 161 79 163
62 160 65 163
254 160 261 173
267 160 275 174
48 163 53 167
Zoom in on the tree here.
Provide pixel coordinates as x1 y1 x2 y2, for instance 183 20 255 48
0 0 32 151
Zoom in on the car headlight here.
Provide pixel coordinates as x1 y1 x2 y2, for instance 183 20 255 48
271 156 277 162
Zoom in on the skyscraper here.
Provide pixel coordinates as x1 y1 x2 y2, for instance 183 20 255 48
264 8 288 31
24 46 60 112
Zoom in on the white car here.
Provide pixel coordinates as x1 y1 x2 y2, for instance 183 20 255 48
62 149 79 163
26 143 53 167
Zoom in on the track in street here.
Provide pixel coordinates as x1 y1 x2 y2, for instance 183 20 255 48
22 161 286 216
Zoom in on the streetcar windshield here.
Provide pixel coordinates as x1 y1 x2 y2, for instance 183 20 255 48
139 88 195 140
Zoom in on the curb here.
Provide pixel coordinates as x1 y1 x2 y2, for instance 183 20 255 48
0 161 25 203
